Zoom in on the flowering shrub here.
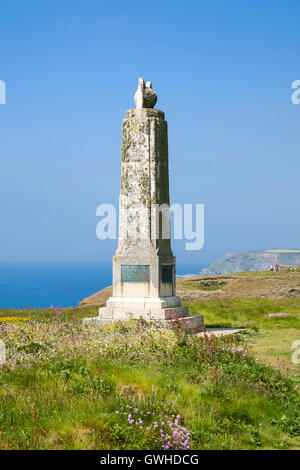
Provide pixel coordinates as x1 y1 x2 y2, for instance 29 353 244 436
98 321 179 363
0 316 92 369
0 314 181 370
116 406 190 450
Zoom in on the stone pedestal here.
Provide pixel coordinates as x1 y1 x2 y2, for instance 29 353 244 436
83 79 204 333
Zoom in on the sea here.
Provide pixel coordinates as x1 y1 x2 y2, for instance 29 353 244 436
0 263 204 310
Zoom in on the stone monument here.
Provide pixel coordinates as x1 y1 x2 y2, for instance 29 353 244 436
84 78 204 332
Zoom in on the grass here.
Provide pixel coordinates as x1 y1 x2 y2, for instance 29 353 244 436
247 329 300 373
187 298 300 329
0 303 299 450
187 298 300 376
0 305 99 323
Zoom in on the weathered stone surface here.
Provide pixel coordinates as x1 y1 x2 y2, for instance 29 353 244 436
113 99 175 303
119 107 171 256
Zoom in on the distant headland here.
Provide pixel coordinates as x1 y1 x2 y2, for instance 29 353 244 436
200 249 300 275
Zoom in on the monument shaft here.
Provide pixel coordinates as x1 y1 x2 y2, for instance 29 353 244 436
114 108 175 300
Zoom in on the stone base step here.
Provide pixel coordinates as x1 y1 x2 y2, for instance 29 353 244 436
83 313 204 334
95 305 189 321
163 314 204 333
106 296 182 309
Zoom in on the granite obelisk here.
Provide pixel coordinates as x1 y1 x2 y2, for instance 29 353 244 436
84 79 203 331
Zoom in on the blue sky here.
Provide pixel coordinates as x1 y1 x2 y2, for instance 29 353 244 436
0 0 299 269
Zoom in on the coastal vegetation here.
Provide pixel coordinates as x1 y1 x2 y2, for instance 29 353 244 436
0 271 299 450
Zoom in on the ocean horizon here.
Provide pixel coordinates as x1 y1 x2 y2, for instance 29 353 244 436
0 263 205 310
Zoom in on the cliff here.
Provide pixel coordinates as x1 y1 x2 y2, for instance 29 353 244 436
200 250 300 275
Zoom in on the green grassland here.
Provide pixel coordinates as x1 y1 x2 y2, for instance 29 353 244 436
0 272 299 450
